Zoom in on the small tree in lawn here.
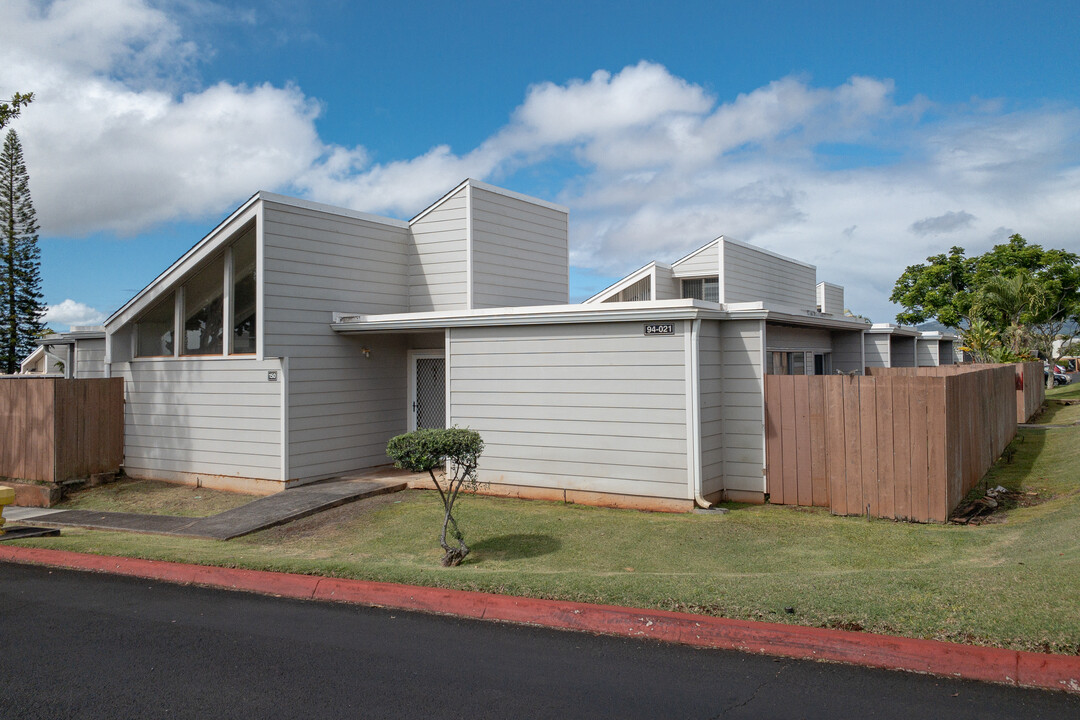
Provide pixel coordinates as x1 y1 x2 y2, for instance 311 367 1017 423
386 428 484 567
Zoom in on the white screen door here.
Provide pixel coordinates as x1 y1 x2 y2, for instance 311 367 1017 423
408 352 446 431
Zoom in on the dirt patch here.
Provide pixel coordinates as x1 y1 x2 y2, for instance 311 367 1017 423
254 489 413 540
950 486 1046 525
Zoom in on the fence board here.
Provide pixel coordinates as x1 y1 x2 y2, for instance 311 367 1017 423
794 377 812 506
876 379 895 519
764 363 1019 523
825 377 848 516
0 377 123 483
843 376 863 515
780 375 799 505
859 380 878 518
808 379 828 507
765 373 783 503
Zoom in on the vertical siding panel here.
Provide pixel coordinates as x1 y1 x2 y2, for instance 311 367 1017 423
909 381 930 522
927 378 948 522
860 379 878 517
765 376 783 503
876 377 895 519
892 376 912 521
843 375 863 516
808 378 828 507
794 376 812 505
825 376 848 516
779 375 799 505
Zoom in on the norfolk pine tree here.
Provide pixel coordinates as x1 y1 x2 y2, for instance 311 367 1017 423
0 129 46 374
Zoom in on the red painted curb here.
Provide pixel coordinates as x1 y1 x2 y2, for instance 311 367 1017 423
2 545 1078 694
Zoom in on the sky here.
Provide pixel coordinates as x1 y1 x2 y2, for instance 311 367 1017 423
2 0 1079 329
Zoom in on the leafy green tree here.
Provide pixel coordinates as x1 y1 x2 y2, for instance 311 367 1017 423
386 427 485 567
0 93 34 130
891 246 974 328
891 235 1080 360
0 130 46 374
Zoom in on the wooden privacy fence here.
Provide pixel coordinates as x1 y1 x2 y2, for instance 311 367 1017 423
0 377 123 483
765 364 1017 523
867 361 1043 423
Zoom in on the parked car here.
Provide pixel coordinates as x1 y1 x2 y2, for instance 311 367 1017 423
1045 366 1070 386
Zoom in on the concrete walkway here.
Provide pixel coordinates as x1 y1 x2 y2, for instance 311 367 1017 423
22 472 409 540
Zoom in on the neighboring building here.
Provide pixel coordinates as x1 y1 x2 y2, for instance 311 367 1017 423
19 345 66 375
100 178 879 509
19 326 106 378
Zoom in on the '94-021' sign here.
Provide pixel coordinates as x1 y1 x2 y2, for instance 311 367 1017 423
644 323 675 335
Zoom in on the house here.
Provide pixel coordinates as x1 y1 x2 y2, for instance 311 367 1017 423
101 179 877 510
19 326 106 377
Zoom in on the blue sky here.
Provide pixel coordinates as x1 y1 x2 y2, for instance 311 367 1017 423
2 0 1079 328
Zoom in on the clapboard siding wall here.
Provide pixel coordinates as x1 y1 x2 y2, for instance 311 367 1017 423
449 322 689 500
717 320 766 494
262 201 413 481
75 339 106 378
672 241 719 277
409 187 468 312
723 241 817 310
470 186 568 308
116 358 283 480
831 331 865 373
654 265 678 300
766 324 832 351
893 337 917 367
698 322 724 496
865 335 891 368
917 339 938 367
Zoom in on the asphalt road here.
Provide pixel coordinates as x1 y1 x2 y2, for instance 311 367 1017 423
2 562 1077 719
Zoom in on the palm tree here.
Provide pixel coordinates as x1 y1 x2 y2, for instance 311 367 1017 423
972 272 1046 355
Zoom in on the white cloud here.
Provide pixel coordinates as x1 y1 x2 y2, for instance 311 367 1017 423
42 299 106 329
3 0 1080 324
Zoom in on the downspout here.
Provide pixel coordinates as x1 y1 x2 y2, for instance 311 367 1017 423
689 318 712 509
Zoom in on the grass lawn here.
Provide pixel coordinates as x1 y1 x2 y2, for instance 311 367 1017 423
56 478 257 517
8 423 1080 655
1047 381 1080 401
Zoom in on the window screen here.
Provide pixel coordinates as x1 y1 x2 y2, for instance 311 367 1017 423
681 277 719 302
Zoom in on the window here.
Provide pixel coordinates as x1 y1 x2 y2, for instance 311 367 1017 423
767 351 809 375
231 230 256 354
183 254 225 356
135 293 175 357
681 277 719 303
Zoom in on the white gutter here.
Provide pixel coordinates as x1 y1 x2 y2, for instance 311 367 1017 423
688 318 712 509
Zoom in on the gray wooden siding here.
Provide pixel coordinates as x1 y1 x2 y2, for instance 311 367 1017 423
698 321 724 496
286 336 408 480
864 334 891 368
654 265 678 300
765 324 832 351
917 339 938 367
717 320 765 493
831 330 865 373
892 336 917 367
672 242 719 277
75 339 106 378
470 186 569 308
939 340 956 364
408 187 469 311
449 322 689 499
261 201 414 481
816 282 844 315
115 358 283 480
722 241 817 310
